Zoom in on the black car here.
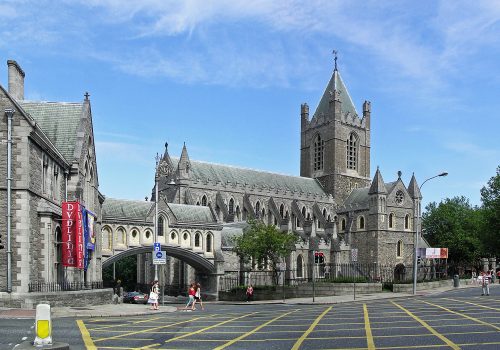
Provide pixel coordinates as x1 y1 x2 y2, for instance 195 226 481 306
123 291 149 304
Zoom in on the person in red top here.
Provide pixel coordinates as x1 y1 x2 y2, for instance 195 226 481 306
496 270 500 284
177 283 196 311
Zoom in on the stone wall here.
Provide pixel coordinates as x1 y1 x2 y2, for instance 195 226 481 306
392 279 453 293
219 282 382 301
0 289 113 308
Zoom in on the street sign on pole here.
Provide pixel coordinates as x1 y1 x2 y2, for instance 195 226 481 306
152 251 167 265
153 242 161 252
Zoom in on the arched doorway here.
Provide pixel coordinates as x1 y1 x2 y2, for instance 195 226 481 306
394 263 406 282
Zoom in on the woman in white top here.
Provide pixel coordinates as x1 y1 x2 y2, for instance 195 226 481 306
192 283 204 310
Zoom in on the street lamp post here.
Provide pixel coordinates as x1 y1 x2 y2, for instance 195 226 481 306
154 154 160 282
413 172 448 295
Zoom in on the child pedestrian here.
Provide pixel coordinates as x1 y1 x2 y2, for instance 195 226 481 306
148 280 159 310
481 271 490 296
192 283 204 310
177 283 196 311
246 284 254 302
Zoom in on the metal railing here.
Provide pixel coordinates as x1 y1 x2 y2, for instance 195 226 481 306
28 281 104 292
219 263 449 291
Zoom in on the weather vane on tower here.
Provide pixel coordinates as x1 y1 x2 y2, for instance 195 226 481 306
332 50 338 71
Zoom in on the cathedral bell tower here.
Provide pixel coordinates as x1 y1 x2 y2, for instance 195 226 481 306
300 54 371 206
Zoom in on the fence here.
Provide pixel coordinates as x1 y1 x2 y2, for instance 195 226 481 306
28 281 104 293
219 262 448 291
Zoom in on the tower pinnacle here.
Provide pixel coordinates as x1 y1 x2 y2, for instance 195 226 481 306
332 49 338 71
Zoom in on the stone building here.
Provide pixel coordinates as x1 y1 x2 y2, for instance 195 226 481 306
102 63 421 291
0 60 102 299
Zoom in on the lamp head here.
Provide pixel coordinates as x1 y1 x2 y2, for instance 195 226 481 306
438 172 448 177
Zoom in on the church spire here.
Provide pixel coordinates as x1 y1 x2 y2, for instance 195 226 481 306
408 173 422 199
312 54 358 120
369 167 387 194
177 142 191 180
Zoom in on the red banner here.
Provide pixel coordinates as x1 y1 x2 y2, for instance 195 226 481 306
62 202 84 269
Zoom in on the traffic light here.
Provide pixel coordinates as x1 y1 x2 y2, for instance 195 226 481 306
314 251 319 264
417 257 422 265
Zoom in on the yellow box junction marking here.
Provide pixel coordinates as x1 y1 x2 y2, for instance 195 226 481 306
444 298 500 312
94 316 204 343
76 320 97 350
214 310 297 350
164 311 258 343
418 300 500 331
363 304 376 350
391 302 460 350
291 306 332 350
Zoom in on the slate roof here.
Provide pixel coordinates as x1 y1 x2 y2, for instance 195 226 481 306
167 203 215 224
342 188 370 210
313 69 358 119
171 158 327 196
221 222 249 248
102 198 153 221
19 101 84 162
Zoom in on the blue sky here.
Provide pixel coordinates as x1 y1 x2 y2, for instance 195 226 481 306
1 0 499 209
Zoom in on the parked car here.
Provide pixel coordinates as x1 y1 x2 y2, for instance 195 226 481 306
123 291 149 304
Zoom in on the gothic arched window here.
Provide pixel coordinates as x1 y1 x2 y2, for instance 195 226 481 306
347 133 358 170
389 213 394 229
158 216 164 236
404 214 411 230
297 255 304 278
194 232 201 248
397 240 403 257
206 233 213 253
279 204 285 219
201 195 208 206
359 216 365 230
313 134 324 171
255 201 260 216
228 198 234 214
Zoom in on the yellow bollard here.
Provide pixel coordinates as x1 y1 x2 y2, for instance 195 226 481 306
34 303 52 346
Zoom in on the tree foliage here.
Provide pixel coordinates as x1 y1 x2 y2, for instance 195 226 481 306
233 220 299 271
102 255 137 291
422 196 482 268
479 166 500 257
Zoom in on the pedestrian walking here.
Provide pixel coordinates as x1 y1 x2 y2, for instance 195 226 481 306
471 271 477 285
192 283 204 310
246 284 254 302
148 280 160 310
496 270 500 284
481 271 490 296
177 283 196 311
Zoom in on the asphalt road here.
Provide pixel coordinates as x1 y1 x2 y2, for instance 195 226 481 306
2 285 499 350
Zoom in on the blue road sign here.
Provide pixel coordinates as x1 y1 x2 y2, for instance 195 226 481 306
154 242 161 252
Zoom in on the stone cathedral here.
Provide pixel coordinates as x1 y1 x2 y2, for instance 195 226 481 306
101 62 421 292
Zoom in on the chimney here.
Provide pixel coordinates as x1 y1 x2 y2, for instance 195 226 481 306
7 60 25 100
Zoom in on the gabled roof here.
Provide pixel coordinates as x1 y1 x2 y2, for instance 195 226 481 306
19 101 84 162
171 158 327 196
102 198 154 221
313 68 358 119
167 203 215 224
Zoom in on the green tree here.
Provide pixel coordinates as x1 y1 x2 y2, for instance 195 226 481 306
479 166 500 257
233 220 298 281
422 196 482 270
102 255 137 291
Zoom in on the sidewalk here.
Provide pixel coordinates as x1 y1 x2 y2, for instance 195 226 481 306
0 283 478 319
